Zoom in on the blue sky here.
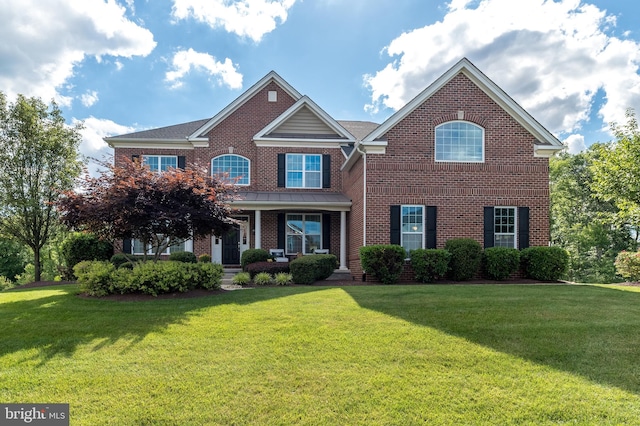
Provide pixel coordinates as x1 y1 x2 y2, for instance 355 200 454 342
1 0 639 168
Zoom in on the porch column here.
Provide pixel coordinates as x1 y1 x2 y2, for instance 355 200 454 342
254 210 262 249
339 210 347 270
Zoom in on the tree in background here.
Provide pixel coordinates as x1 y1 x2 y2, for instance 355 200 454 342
550 148 634 283
0 237 28 282
58 157 236 261
591 109 640 236
0 93 83 282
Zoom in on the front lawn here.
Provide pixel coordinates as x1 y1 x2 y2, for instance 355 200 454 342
1 284 640 424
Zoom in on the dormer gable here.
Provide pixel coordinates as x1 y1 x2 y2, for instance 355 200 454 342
188 71 303 142
254 96 356 148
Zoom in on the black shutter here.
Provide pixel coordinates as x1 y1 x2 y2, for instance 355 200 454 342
426 206 437 249
178 156 186 169
484 207 495 248
518 207 530 249
123 239 132 254
390 205 401 245
322 154 331 188
277 154 285 187
277 213 285 249
322 213 331 250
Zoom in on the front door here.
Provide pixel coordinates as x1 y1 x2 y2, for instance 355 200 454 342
222 225 240 265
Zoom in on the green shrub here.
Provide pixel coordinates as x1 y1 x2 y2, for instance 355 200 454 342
198 254 212 263
110 253 145 268
245 261 290 278
359 245 406 284
614 251 640 281
241 248 271 270
289 254 338 284
444 238 482 281
483 247 521 280
74 261 117 297
61 233 113 277
274 272 293 286
232 272 251 286
520 246 569 281
76 260 222 296
410 249 450 283
169 251 197 263
0 276 16 291
195 263 223 290
253 272 273 286
0 238 27 282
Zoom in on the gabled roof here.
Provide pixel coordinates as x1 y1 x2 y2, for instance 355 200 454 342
338 120 379 140
253 96 357 147
189 71 303 141
343 58 563 170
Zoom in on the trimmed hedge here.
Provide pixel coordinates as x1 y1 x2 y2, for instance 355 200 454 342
290 254 338 284
483 247 520 280
75 260 223 297
359 245 406 285
520 246 569 281
169 251 197 263
444 238 482 281
198 254 212 263
410 249 450 283
61 233 113 278
241 248 271 270
245 261 290 278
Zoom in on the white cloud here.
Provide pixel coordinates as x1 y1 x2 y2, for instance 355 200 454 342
365 0 640 139
171 0 297 42
166 48 243 90
564 134 586 154
80 91 99 108
0 0 156 104
73 116 136 177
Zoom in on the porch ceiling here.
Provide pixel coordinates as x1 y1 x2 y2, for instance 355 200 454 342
231 191 351 211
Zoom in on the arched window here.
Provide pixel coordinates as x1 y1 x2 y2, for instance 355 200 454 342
212 154 250 185
435 121 484 162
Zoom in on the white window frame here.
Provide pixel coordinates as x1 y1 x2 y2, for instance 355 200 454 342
211 154 250 186
401 205 425 255
286 154 322 188
435 121 485 163
494 207 517 248
285 213 323 255
132 236 193 255
142 155 178 173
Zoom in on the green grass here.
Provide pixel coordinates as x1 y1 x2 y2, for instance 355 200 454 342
2 283 640 424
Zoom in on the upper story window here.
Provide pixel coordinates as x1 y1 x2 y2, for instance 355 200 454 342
435 121 484 162
212 154 250 186
287 154 321 188
143 155 177 172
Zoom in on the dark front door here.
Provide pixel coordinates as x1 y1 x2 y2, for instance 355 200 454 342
222 225 240 264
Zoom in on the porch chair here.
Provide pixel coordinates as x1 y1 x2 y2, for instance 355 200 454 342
269 249 289 263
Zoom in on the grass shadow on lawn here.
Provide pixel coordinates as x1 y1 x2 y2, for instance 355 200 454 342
342 284 640 395
0 284 327 365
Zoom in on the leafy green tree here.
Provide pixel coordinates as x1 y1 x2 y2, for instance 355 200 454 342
550 143 634 282
591 109 640 234
0 93 83 281
0 237 28 282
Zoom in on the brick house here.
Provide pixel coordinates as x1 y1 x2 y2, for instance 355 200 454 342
106 58 563 280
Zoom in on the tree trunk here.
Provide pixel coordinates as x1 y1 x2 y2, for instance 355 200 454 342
33 246 41 282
